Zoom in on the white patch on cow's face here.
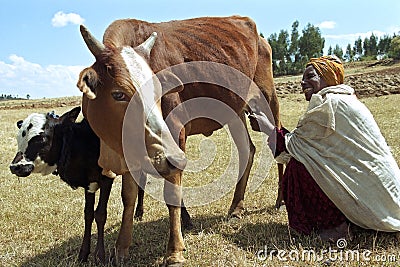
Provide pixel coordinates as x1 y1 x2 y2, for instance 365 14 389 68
119 46 187 174
120 47 154 91
17 113 47 153
33 156 57 175
120 46 165 133
13 113 57 176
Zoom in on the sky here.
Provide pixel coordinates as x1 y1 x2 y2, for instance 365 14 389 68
0 0 399 99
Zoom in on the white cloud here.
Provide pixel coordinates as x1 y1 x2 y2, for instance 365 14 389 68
51 11 85 27
324 30 388 42
387 26 400 35
317 21 336 29
322 29 395 54
0 55 84 99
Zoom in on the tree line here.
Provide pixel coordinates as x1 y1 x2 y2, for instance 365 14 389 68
0 94 30 100
265 20 400 76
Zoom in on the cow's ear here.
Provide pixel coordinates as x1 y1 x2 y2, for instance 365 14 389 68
60 107 81 123
157 71 184 95
47 111 59 120
17 120 23 129
77 67 97 100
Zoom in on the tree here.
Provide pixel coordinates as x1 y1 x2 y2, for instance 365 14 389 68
277 30 290 74
26 94 30 100
333 44 344 60
298 23 325 63
328 46 334 55
363 36 371 57
344 44 354 62
288 20 302 75
289 20 300 56
370 33 378 56
378 34 392 56
353 37 363 59
267 33 279 74
268 30 290 75
388 36 400 59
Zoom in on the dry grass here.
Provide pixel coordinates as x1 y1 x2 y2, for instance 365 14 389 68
0 93 399 267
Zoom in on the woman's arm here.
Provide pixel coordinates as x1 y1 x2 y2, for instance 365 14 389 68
248 111 289 157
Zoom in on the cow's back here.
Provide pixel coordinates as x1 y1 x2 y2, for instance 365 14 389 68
103 16 260 76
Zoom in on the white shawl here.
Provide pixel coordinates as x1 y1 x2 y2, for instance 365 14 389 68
285 84 400 231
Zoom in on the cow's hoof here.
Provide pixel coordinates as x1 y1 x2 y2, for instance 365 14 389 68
78 249 89 262
163 252 185 267
228 207 245 220
94 248 106 265
275 200 285 210
134 209 144 221
163 262 184 267
111 247 128 266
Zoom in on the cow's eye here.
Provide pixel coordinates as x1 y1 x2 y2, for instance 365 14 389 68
111 91 129 102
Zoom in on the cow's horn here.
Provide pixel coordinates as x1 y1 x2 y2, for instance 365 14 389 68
80 25 105 58
138 32 158 55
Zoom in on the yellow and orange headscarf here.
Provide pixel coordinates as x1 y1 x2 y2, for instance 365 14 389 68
307 55 344 86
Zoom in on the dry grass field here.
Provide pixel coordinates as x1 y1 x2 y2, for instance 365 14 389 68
0 64 399 266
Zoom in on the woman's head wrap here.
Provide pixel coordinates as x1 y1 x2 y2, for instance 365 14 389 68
307 55 344 86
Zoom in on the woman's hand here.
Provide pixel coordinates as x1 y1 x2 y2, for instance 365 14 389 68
248 111 275 135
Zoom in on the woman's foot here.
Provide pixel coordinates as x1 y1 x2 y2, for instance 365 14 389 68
319 222 352 242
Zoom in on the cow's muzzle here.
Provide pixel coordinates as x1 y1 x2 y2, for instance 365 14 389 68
10 162 34 177
166 153 187 171
10 152 34 177
142 145 187 177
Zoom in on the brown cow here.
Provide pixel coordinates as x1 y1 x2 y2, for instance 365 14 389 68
77 16 281 265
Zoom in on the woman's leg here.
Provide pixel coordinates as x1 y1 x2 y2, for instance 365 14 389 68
283 158 348 237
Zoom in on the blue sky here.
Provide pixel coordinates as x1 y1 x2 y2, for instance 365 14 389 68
1 0 399 99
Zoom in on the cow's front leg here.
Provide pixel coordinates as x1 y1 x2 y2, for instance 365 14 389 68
163 172 186 266
114 172 139 263
227 114 255 218
94 176 113 264
78 191 95 262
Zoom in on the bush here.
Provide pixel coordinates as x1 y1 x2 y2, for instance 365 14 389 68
388 36 400 60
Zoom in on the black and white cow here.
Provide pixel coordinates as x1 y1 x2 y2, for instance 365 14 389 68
9 107 114 263
9 107 192 262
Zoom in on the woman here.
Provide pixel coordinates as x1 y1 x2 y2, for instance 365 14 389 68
250 55 400 241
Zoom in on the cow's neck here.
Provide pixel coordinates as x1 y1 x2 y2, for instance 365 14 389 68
46 124 64 168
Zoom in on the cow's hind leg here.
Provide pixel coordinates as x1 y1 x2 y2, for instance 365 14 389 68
227 113 255 218
94 176 113 264
133 171 193 229
181 201 193 230
275 163 285 208
78 191 95 262
134 172 146 221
